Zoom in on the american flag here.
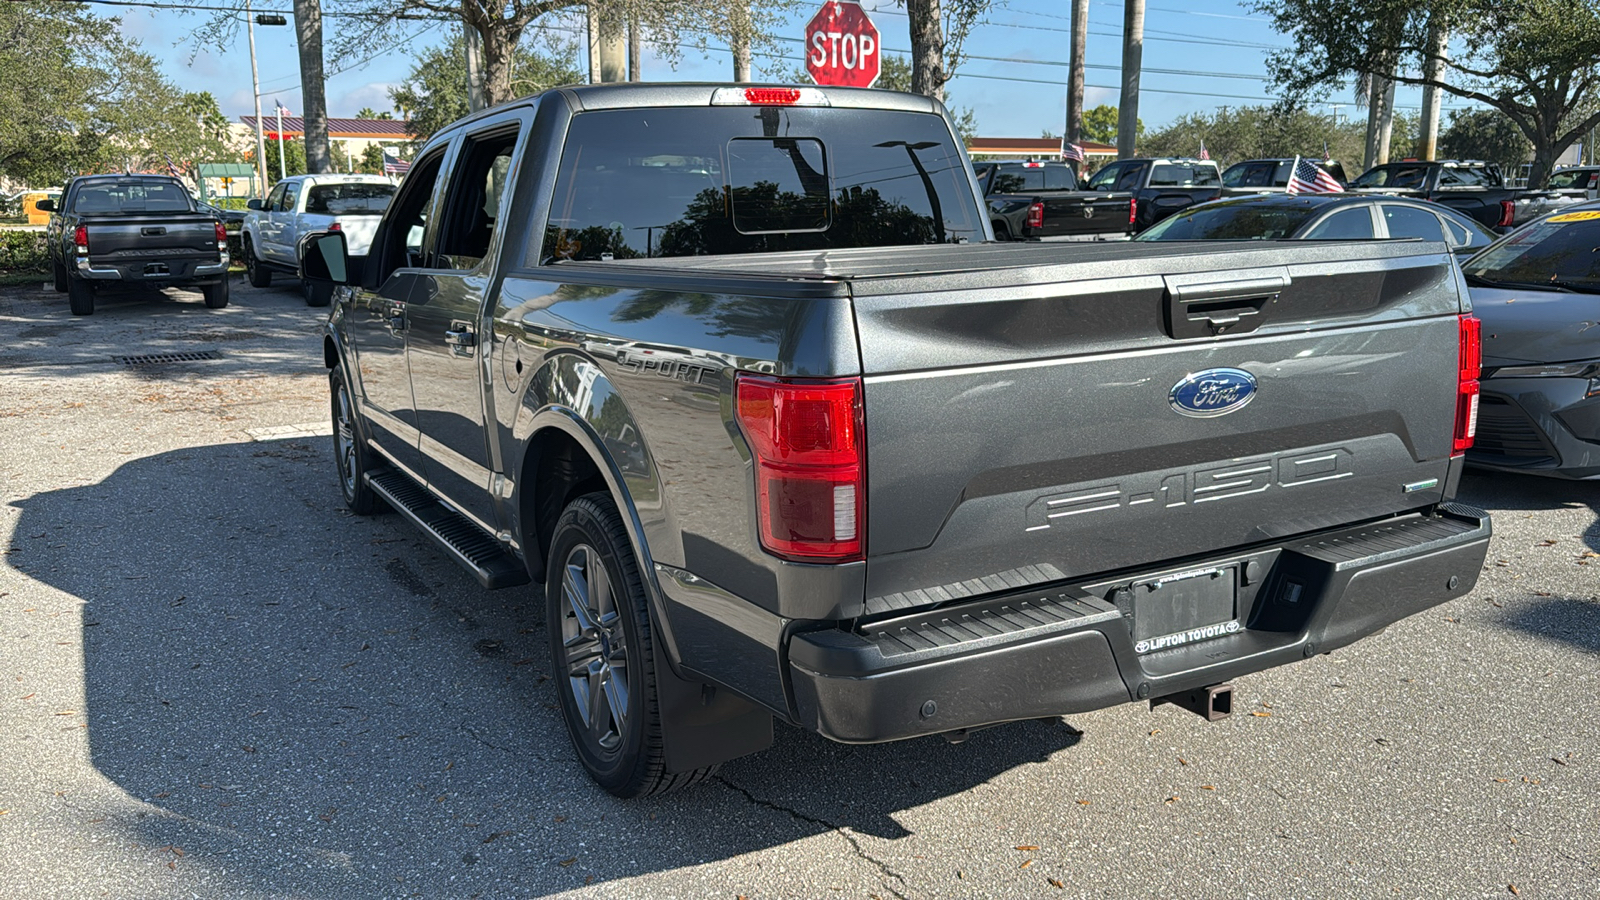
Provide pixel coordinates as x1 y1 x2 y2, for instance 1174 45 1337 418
1198 140 1210 161
164 153 183 179
382 151 411 175
1061 140 1084 162
1286 156 1342 194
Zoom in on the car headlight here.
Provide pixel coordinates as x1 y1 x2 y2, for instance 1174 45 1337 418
1490 362 1600 397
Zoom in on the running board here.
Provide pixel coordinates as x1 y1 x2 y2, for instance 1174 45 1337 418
365 468 529 590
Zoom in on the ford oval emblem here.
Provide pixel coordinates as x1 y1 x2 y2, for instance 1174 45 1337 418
1169 368 1258 418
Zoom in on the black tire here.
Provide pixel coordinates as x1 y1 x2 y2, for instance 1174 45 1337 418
52 261 68 293
993 222 1012 242
303 277 331 307
202 277 230 309
330 365 383 515
244 236 272 287
546 493 715 798
67 277 94 316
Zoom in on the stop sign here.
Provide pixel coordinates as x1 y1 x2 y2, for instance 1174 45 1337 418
804 1 881 89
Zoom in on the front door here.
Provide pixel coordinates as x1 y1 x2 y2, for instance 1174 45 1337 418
405 115 529 533
343 152 448 481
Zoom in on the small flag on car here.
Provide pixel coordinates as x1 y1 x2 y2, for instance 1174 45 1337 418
1061 140 1084 162
1286 156 1343 194
382 151 411 175
1198 140 1210 161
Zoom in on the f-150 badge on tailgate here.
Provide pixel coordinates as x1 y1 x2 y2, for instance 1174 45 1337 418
1169 368 1257 418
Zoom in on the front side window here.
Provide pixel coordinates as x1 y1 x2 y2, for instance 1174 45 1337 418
542 106 980 262
1302 207 1375 239
373 152 444 282
434 127 520 270
279 185 299 212
1087 163 1125 191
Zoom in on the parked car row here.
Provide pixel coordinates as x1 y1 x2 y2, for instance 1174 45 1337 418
980 154 1591 242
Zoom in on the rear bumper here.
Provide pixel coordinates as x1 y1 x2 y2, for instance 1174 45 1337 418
787 504 1491 743
76 256 227 283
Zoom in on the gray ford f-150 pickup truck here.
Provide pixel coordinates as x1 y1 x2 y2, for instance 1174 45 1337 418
303 83 1493 797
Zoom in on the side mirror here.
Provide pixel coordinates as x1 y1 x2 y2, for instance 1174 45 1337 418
34 199 56 212
246 198 266 211
300 230 356 286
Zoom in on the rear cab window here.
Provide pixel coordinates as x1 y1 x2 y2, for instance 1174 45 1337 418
71 180 194 215
541 106 981 262
306 182 396 215
1148 163 1219 188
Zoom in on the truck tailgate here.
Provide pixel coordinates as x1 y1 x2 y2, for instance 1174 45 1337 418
849 241 1465 610
83 214 219 264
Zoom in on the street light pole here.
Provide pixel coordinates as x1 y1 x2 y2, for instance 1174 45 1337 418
246 0 269 198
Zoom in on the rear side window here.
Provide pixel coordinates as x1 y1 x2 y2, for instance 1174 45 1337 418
1383 205 1446 242
1302 207 1375 239
542 107 980 262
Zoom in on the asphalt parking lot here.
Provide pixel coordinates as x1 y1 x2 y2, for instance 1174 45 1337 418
1 275 1597 899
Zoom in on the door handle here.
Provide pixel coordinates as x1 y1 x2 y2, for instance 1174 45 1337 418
444 328 476 348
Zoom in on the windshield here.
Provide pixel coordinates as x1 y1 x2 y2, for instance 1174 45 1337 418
306 182 395 214
71 181 193 215
1547 170 1598 190
1464 211 1600 289
543 106 982 261
1350 165 1429 189
1136 203 1315 240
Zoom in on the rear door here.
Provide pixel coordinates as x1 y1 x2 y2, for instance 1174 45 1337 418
850 243 1464 606
343 151 449 481
263 181 301 263
404 111 530 532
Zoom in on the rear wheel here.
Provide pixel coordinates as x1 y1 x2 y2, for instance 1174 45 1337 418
244 236 272 287
67 277 94 316
202 277 230 309
302 276 331 307
546 493 715 797
330 365 382 515
52 261 67 293
993 222 1012 241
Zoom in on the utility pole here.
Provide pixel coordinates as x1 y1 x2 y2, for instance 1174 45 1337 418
1416 20 1448 160
292 0 330 173
464 23 485 111
730 0 751 81
1065 0 1086 147
587 6 599 83
628 15 640 81
245 0 269 197
598 14 626 82
1117 0 1144 159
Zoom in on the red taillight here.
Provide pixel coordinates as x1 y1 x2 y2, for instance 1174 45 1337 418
214 221 228 252
744 87 801 106
1454 314 1482 454
1497 200 1514 228
1025 202 1044 230
735 375 864 562
1129 196 1139 227
74 224 88 254
328 221 342 232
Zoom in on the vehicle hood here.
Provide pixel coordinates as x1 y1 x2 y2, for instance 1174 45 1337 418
1472 285 1600 367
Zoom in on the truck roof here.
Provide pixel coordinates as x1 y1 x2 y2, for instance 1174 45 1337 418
432 82 946 140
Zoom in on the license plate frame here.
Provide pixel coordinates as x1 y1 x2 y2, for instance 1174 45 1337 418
1130 566 1240 654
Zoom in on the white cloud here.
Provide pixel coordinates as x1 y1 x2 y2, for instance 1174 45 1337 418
335 82 402 118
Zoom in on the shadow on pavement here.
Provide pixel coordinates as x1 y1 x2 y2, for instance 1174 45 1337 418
1456 469 1600 553
8 439 1082 895
1500 595 1600 655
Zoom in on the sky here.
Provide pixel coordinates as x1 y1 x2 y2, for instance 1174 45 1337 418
105 0 1478 137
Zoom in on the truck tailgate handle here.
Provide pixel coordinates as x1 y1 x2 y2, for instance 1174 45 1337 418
141 226 166 236
1164 272 1288 340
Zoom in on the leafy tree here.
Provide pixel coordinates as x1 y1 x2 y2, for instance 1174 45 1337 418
1438 108 1532 172
1081 105 1141 146
260 137 308 185
389 33 582 140
772 55 978 142
903 0 995 102
1141 105 1369 166
356 108 395 120
1253 0 1600 187
0 3 236 184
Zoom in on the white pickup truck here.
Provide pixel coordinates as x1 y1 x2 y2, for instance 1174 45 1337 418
242 174 396 305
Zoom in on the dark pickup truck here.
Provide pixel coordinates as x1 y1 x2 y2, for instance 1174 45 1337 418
983 157 1221 240
1347 160 1572 231
1221 158 1349 195
41 174 230 315
303 83 1492 797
